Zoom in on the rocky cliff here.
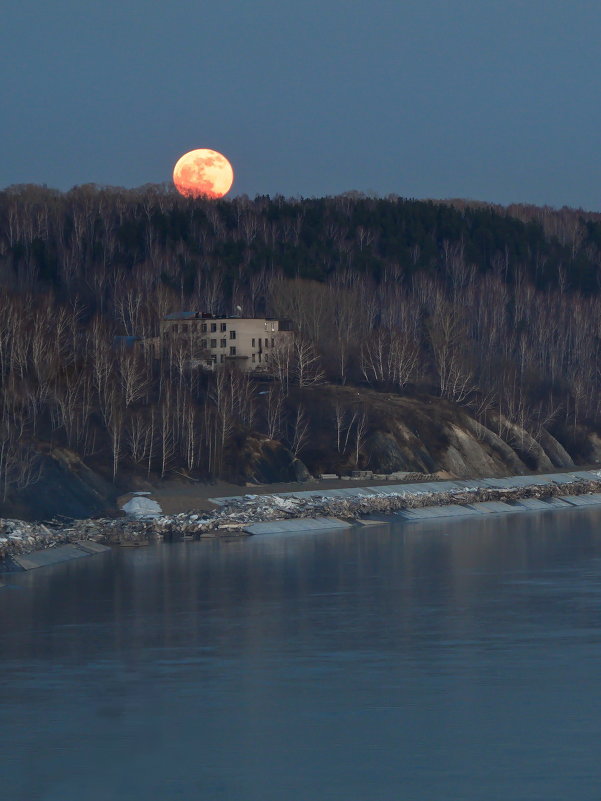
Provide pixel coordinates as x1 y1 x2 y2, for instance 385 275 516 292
2 386 599 521
292 386 597 479
0 446 118 522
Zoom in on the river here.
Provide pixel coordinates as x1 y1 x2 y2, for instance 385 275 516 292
2 508 601 800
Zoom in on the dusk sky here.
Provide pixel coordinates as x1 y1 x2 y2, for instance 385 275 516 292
3 0 600 209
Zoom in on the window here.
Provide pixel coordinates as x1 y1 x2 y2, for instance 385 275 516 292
181 323 188 332
220 354 224 363
271 322 275 331
229 346 236 356
201 323 207 333
173 324 179 333
271 338 275 348
251 338 255 347
229 330 236 340
252 353 256 363
265 338 269 347
200 339 207 349
220 323 227 332
210 323 217 332
220 339 226 348
210 339 217 348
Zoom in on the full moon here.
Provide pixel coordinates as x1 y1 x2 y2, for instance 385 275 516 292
172 148 234 199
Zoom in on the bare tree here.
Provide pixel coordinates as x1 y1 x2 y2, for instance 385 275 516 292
265 386 285 440
292 337 324 388
289 404 310 456
117 349 150 407
353 410 368 467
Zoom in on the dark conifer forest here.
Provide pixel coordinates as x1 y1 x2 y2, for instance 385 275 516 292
2 183 601 502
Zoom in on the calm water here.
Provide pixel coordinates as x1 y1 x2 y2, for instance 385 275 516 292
3 510 601 800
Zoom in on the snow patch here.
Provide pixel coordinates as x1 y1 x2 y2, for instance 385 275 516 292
121 495 163 519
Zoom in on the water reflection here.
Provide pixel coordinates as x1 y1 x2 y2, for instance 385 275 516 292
3 508 601 800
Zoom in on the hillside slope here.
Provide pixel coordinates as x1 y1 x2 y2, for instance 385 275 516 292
3 386 598 521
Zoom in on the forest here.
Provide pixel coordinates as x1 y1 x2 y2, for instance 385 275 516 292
2 183 601 505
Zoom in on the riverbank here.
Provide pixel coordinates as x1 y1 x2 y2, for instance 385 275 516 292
3 469 601 566
146 470 446 514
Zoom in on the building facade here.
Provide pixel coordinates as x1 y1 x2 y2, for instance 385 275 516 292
159 312 293 372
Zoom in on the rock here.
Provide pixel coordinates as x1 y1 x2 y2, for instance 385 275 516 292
1 446 118 521
488 415 554 472
236 435 311 484
440 424 509 477
291 458 312 482
585 433 601 462
460 417 527 475
365 431 408 472
537 428 574 468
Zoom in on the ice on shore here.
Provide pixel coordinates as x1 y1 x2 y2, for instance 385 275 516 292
121 495 163 519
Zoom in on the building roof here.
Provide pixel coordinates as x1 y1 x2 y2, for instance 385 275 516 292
162 312 281 322
162 312 199 320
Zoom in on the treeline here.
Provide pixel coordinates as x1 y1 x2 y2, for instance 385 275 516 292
3 184 601 296
1 184 601 499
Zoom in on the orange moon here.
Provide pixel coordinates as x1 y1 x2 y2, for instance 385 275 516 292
172 148 234 199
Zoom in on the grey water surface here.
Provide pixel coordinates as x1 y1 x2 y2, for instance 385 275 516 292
3 509 601 801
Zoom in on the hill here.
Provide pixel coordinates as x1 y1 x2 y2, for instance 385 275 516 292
1 185 601 516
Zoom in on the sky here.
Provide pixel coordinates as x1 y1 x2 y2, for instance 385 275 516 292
2 0 600 209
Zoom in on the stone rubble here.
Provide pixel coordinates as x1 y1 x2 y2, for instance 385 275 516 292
3 474 601 564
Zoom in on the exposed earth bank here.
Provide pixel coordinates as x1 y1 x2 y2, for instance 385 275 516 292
2 386 600 522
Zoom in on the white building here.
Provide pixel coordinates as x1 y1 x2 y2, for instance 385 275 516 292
159 312 293 372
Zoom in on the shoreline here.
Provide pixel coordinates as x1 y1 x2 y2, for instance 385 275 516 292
3 468 601 567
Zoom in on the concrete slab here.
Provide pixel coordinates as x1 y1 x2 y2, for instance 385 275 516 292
397 505 480 521
268 491 319 501
371 485 410 496
75 541 111 554
353 487 388 496
450 480 484 491
559 494 601 507
465 501 521 514
481 476 550 489
13 544 93 571
513 498 557 511
570 471 601 482
363 513 401 524
408 481 453 493
478 478 517 489
372 485 414 497
541 497 573 509
546 474 582 485
244 517 352 535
